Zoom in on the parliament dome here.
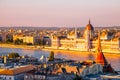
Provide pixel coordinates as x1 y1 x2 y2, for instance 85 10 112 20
85 20 94 31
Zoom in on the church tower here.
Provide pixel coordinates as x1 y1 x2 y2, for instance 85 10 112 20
95 33 108 66
95 33 114 73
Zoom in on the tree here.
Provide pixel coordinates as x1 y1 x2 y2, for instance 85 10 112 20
8 52 20 58
48 51 54 61
6 34 13 43
14 38 23 45
6 38 13 43
73 74 82 80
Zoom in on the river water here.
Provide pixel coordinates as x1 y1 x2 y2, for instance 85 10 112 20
0 47 120 71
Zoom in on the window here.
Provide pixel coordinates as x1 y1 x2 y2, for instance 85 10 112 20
25 75 28 79
0 77 2 79
9 77 11 80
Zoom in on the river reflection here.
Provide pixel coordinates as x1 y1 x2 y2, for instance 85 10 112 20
0 48 120 71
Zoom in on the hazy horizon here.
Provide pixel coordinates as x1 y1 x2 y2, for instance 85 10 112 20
0 0 120 27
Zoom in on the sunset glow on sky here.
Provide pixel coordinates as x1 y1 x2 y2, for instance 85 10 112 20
0 0 120 27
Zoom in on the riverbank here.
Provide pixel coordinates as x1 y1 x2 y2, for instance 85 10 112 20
0 43 39 50
0 43 120 55
42 48 120 57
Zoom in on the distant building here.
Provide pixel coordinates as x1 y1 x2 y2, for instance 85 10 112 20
43 36 51 46
100 30 114 40
17 29 23 33
67 28 77 39
0 34 4 42
24 69 75 80
51 20 120 52
0 33 13 42
55 62 103 77
13 35 41 45
0 33 7 42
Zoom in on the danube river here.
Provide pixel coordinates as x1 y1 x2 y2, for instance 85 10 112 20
0 47 120 71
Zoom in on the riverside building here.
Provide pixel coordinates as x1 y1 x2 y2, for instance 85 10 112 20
51 20 120 53
13 35 41 45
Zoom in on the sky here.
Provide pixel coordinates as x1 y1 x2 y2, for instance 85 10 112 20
0 0 120 27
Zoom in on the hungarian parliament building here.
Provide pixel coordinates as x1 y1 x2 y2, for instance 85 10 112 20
51 20 120 53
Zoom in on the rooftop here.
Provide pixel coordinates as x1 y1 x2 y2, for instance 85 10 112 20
0 65 36 76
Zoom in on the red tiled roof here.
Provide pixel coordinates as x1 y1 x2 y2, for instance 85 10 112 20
0 65 36 76
95 34 108 66
95 52 108 66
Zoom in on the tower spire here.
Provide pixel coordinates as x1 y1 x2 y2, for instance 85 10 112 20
95 32 108 66
89 18 90 24
96 32 115 73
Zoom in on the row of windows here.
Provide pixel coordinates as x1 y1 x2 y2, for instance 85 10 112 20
0 76 12 80
25 75 45 79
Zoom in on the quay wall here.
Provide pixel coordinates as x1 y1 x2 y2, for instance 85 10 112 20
0 44 120 54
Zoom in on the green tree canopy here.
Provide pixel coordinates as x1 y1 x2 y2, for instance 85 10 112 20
8 52 20 58
14 38 23 45
48 51 54 61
